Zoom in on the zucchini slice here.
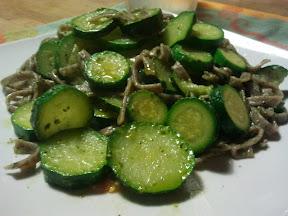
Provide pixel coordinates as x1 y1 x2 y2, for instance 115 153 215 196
172 72 213 97
139 68 159 84
253 65 288 85
90 101 118 129
91 107 116 129
171 43 213 80
58 34 81 68
120 8 163 37
101 27 140 51
36 38 59 79
11 101 36 141
40 128 108 189
210 85 250 137
167 98 218 155
98 95 122 112
143 57 177 93
127 90 168 124
31 84 93 140
58 34 100 68
105 38 139 51
187 22 224 50
71 8 118 38
85 51 130 88
108 123 194 193
163 11 196 47
214 48 247 75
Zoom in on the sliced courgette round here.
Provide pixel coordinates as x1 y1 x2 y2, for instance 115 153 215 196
85 51 130 88
90 99 119 129
171 43 213 80
167 98 218 155
31 84 93 140
253 65 288 85
127 90 168 124
120 8 163 37
71 8 118 38
172 72 213 97
143 57 177 93
58 34 100 68
11 101 36 141
36 38 59 79
108 123 194 193
163 11 196 47
58 34 81 68
98 95 122 112
187 22 224 50
214 48 247 75
101 27 140 51
210 85 250 137
40 128 108 189
104 38 139 51
90 106 117 129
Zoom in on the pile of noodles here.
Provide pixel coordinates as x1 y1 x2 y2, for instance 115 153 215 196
2 25 287 171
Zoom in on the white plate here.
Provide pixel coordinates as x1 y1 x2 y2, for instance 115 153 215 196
0 30 288 216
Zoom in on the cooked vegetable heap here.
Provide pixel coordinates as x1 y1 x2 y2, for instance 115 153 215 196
2 8 288 193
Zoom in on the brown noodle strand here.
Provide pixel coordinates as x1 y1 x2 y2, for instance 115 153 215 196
5 147 40 170
117 77 134 126
196 126 264 165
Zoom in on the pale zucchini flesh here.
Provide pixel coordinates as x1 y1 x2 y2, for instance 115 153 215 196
167 98 218 155
31 85 93 140
109 123 195 193
40 128 108 188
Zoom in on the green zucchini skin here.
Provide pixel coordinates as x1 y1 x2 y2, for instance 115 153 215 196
90 96 121 129
58 34 79 68
163 11 196 47
90 102 118 129
98 96 122 112
120 8 163 37
58 34 101 68
31 84 93 140
214 48 247 75
253 65 288 85
108 123 195 193
71 8 118 39
101 27 141 51
139 68 159 85
127 90 168 124
167 98 218 155
40 128 108 189
85 51 130 89
42 168 104 189
171 43 213 80
143 57 177 93
171 72 213 97
104 37 140 51
12 121 36 141
210 85 250 137
36 38 59 79
11 101 36 141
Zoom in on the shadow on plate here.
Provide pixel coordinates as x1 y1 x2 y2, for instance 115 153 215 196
46 171 204 205
195 155 233 174
46 173 121 197
119 172 203 206
7 166 41 180
283 90 288 99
